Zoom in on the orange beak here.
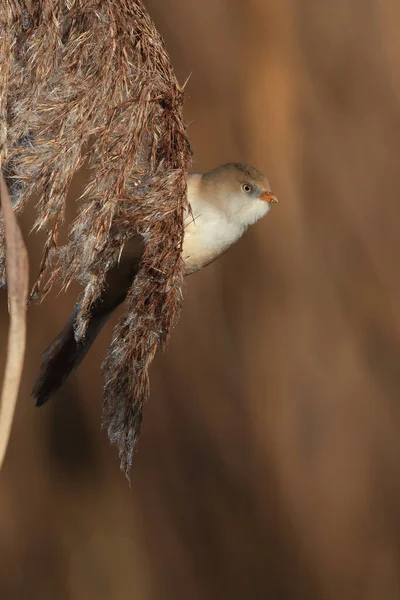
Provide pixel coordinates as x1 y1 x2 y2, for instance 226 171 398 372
261 191 278 203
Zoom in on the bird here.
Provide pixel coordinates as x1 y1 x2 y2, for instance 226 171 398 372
33 162 278 406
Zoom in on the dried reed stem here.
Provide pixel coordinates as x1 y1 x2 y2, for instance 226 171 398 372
0 169 29 470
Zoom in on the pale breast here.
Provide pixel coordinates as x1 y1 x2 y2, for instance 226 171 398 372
182 208 242 275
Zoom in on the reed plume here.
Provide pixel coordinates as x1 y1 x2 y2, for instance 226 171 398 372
0 0 192 473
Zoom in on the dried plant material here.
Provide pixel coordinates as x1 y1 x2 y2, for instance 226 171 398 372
0 170 29 470
0 0 192 473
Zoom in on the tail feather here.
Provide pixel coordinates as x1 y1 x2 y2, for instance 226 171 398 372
33 306 111 406
32 235 144 406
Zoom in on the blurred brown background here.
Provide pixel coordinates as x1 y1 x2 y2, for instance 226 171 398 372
2 0 400 598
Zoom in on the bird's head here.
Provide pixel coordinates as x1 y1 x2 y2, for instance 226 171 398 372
200 162 278 228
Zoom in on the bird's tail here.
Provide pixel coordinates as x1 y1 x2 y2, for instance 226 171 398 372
32 235 144 406
33 304 112 407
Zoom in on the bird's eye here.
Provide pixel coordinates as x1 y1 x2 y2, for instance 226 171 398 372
242 183 253 193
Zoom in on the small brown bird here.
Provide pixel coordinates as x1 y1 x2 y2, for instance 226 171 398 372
33 163 278 405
